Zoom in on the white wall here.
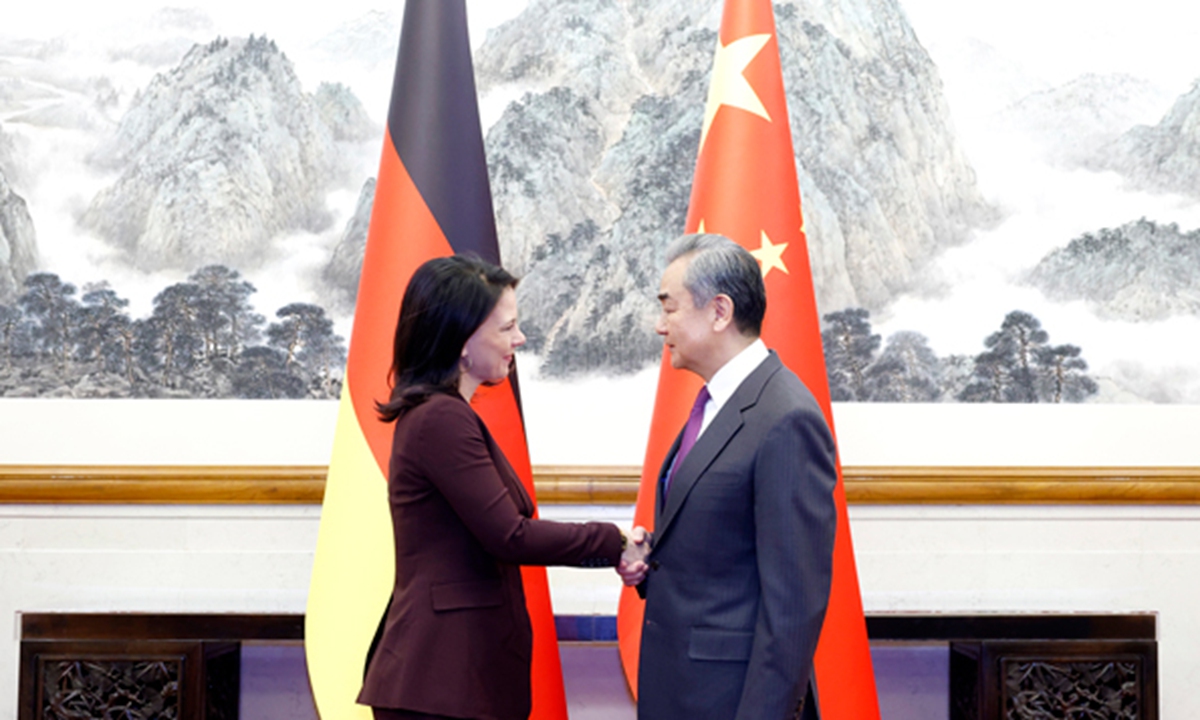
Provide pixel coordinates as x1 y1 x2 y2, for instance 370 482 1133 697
847 504 1200 719
4 400 1200 468
4 503 1199 720
1 504 320 720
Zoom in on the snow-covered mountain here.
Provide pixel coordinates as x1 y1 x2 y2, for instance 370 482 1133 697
1088 78 1200 200
323 177 373 310
1025 218 1200 321
995 73 1172 167
474 0 994 376
0 167 39 300
81 35 369 273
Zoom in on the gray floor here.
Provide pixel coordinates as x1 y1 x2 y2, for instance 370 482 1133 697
239 641 948 719
871 642 949 720
558 643 636 720
241 642 319 720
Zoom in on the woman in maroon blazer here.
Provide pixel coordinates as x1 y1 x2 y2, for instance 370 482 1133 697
358 255 645 720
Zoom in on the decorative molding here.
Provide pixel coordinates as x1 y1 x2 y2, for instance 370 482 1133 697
845 466 1200 505
1 465 1199 505
529 466 643 504
0 466 328 505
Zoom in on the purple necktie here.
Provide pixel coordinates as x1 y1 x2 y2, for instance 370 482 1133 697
664 386 710 498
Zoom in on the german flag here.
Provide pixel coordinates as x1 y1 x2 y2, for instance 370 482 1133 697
305 2 568 719
616 0 881 717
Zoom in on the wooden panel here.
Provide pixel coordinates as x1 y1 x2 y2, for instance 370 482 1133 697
2 464 1200 505
844 466 1200 505
981 641 1157 720
20 613 1157 720
0 466 328 504
20 641 205 720
529 465 642 504
22 614 305 642
867 614 1157 642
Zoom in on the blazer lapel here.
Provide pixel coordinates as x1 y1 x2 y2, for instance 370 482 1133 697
479 415 535 517
654 353 783 539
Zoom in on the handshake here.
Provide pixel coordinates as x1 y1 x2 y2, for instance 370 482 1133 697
617 527 651 586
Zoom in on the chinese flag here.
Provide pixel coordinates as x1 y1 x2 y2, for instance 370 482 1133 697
304 3 569 720
615 0 881 718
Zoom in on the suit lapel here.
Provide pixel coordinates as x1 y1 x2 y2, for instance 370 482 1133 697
655 434 684 527
478 415 535 517
654 354 782 539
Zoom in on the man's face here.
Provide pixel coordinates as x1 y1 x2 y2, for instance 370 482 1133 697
656 257 715 377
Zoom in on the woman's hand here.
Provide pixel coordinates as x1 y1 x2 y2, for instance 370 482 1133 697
617 526 650 586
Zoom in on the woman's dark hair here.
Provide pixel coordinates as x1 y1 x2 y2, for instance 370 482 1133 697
377 255 517 422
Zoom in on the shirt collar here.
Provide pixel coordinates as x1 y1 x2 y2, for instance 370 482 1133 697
705 338 769 410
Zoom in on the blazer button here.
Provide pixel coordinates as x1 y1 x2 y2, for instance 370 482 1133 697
649 560 661 570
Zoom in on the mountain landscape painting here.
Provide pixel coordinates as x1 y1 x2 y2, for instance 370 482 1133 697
1 0 1198 405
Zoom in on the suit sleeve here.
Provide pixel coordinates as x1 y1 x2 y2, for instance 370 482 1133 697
736 402 838 720
412 399 623 567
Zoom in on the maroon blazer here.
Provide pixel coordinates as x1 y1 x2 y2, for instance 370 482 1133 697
358 391 622 720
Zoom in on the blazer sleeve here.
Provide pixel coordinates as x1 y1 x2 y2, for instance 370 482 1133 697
736 402 838 720
412 398 623 568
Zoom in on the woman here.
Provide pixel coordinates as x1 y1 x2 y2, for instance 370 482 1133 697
358 255 644 720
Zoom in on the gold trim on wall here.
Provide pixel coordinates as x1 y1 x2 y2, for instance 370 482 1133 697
0 466 328 505
2 465 1199 505
842 466 1200 504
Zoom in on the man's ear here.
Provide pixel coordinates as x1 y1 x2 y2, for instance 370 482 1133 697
711 294 735 332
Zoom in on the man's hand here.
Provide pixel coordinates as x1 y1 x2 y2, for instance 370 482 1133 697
617 526 650 586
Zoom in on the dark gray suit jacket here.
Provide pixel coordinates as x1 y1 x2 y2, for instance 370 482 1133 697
638 352 838 720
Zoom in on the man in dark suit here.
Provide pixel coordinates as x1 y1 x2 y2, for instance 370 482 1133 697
635 233 838 720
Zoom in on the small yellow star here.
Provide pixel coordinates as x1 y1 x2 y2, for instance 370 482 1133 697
750 230 789 278
700 33 773 152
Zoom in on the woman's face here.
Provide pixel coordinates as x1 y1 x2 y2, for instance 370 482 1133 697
462 287 526 387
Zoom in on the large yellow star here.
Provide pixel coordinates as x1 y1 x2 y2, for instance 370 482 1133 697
700 33 773 151
750 230 789 278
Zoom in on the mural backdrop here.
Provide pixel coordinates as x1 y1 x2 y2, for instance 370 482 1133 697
1 0 1197 403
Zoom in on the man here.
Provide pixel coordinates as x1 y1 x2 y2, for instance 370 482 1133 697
635 233 838 720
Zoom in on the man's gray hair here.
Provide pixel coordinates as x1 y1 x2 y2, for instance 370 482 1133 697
665 233 766 336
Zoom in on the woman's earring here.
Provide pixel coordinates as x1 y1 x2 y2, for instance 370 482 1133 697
462 354 473 372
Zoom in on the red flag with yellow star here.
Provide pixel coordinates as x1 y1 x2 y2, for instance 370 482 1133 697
616 0 880 717
305 3 569 720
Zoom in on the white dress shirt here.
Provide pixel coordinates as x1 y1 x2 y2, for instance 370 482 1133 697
697 338 769 438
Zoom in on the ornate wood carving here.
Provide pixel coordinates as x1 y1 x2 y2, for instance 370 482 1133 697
1003 659 1140 719
20 641 204 720
952 641 1158 720
39 657 183 720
